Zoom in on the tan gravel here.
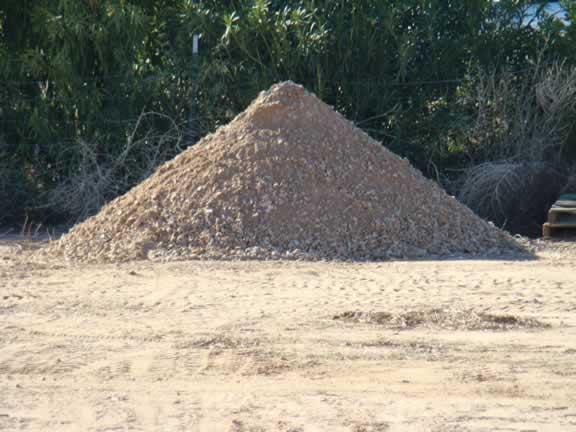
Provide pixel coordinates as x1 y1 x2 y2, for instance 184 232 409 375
44 81 520 263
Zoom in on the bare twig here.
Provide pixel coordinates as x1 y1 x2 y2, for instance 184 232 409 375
45 112 185 222
465 61 576 164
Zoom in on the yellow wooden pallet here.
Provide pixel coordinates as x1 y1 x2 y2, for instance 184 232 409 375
542 194 576 238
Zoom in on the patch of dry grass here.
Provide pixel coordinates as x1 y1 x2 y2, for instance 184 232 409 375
333 308 550 331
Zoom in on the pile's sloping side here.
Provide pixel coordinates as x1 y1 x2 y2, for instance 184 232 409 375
45 82 520 262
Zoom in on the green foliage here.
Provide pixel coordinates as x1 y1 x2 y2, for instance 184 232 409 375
1 0 575 224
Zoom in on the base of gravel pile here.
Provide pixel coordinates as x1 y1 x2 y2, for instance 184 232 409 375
44 81 522 263
333 308 550 331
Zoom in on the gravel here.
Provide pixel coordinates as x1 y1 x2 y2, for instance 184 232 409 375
44 81 521 263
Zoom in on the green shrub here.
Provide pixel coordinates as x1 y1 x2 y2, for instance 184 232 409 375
1 0 575 224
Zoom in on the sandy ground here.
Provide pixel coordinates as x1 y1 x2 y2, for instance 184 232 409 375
1 240 576 431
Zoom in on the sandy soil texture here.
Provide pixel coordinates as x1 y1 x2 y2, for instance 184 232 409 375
1 241 576 431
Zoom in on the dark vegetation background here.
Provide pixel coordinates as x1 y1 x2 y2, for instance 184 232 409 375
1 0 576 236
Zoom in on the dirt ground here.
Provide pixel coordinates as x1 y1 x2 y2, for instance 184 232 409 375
1 239 576 431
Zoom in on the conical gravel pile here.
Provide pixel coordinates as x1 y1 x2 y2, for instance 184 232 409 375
45 81 520 262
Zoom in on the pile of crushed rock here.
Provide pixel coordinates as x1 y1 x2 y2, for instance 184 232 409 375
45 81 521 262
